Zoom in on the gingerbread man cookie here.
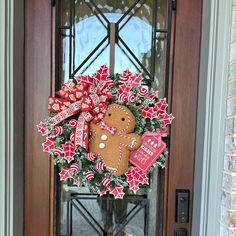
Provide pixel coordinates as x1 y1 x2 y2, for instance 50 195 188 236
89 104 142 176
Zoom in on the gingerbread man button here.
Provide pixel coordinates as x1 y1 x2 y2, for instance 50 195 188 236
89 104 142 176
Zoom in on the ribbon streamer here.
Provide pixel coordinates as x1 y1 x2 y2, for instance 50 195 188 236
48 65 113 150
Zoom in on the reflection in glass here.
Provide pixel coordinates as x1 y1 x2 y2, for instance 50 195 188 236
61 13 153 78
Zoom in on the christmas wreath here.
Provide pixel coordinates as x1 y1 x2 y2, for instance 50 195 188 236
37 65 174 199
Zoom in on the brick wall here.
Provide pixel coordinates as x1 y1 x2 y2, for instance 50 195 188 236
221 1 236 235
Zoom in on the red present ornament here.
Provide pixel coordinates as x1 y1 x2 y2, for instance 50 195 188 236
129 130 167 172
86 171 94 180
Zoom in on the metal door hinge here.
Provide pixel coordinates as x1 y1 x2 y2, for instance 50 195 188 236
172 0 177 10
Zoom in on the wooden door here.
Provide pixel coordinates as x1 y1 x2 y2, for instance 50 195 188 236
24 0 202 235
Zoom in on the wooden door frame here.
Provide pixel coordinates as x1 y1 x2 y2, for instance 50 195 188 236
163 0 202 235
24 0 52 235
0 0 24 235
24 0 202 235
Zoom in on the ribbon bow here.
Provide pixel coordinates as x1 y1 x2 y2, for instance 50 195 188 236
144 128 167 148
100 122 117 135
48 65 114 150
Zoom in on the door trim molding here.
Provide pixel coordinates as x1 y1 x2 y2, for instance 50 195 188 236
192 0 232 235
0 0 24 235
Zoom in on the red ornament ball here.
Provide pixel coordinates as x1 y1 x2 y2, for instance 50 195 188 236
127 94 136 103
86 152 97 161
96 162 104 171
119 75 129 84
54 126 64 135
85 171 94 180
105 79 114 88
138 87 148 97
70 133 75 142
69 119 77 128
118 93 127 102
101 177 110 187
70 163 79 172
54 147 63 156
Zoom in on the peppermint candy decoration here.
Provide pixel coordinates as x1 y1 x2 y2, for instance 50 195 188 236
138 87 148 97
119 76 129 84
86 152 97 161
105 79 115 88
70 163 79 172
54 126 64 135
101 177 110 187
118 93 127 102
85 171 94 180
54 147 63 156
96 162 105 171
70 133 75 142
127 94 135 103
69 119 77 128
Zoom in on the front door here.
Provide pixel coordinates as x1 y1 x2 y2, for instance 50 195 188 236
24 0 202 235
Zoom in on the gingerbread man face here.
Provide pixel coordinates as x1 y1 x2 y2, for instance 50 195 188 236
102 104 136 133
89 104 142 176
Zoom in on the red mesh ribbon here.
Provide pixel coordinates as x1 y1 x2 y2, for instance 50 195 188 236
48 65 113 150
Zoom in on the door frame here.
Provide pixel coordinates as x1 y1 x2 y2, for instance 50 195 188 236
192 0 232 235
0 0 24 235
0 0 230 235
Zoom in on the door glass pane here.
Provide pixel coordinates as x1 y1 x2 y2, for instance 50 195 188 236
56 0 170 235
